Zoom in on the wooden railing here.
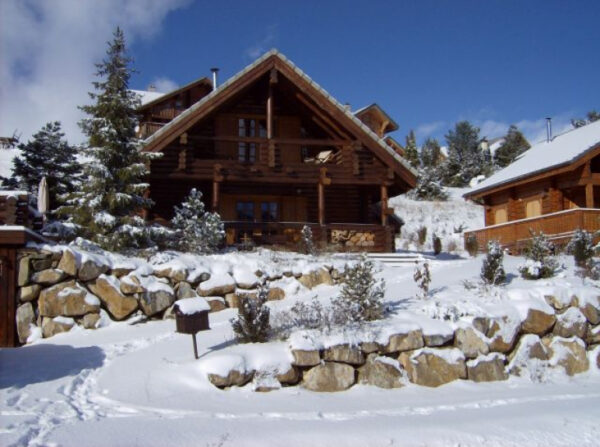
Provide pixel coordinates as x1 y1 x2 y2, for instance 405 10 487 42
224 221 394 252
464 208 600 252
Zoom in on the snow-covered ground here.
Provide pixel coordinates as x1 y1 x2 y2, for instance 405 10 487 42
391 187 483 253
1 250 599 447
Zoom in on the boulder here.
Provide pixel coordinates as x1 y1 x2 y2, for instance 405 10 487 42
252 373 281 392
553 307 587 339
32 268 66 286
81 313 101 329
586 325 600 345
548 337 589 376
154 266 188 283
276 366 300 385
521 308 556 336
358 354 405 388
454 327 489 359
486 316 521 353
544 294 576 311
297 268 333 289
176 281 197 300
423 330 454 347
38 280 100 317
16 302 36 344
323 344 365 365
507 334 551 377
110 265 135 278
399 348 466 387
302 362 355 392
32 258 53 271
78 258 109 282
139 287 175 317
197 273 235 297
360 341 383 354
467 353 508 382
57 249 77 277
385 329 424 353
291 349 321 367
206 297 227 313
224 293 240 309
580 298 600 325
18 284 41 302
42 316 74 338
208 369 254 388
17 256 31 286
267 287 285 301
88 275 138 320
120 274 145 294
232 267 259 289
163 305 176 320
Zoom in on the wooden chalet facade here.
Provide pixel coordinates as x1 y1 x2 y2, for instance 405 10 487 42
139 50 416 252
464 121 600 252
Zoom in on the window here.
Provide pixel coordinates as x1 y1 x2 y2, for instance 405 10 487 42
237 118 267 163
261 202 279 222
525 198 542 218
236 201 254 221
494 207 508 224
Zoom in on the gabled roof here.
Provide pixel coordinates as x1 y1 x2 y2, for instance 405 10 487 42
354 103 399 133
132 89 164 106
142 49 417 186
136 77 213 110
465 120 600 198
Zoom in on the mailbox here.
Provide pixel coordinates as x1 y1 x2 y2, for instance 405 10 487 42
173 298 211 359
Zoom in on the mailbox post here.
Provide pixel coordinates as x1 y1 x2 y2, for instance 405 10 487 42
173 298 211 359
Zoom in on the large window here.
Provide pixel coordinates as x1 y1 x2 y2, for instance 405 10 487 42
236 201 255 221
238 118 267 163
525 198 542 218
261 202 279 222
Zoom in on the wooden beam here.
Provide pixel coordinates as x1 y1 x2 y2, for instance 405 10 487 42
212 180 220 211
381 184 388 226
296 93 351 140
586 182 594 208
318 182 325 225
187 134 350 146
267 83 273 140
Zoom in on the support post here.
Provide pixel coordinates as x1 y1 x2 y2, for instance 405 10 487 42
192 333 198 359
267 84 273 140
318 182 325 226
212 180 220 212
586 182 594 208
381 184 388 226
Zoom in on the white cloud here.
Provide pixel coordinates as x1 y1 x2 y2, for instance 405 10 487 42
150 77 179 93
0 0 190 144
415 121 446 141
244 25 278 60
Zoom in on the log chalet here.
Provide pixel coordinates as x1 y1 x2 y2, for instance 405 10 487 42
464 120 600 252
138 50 416 252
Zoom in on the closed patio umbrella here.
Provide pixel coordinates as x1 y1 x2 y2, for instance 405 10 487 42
37 176 49 220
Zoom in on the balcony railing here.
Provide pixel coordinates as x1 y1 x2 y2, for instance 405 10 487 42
464 208 600 253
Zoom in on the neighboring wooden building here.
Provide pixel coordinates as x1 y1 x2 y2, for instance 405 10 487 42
139 50 416 251
464 120 600 251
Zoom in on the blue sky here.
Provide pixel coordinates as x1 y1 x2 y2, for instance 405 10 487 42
2 0 599 146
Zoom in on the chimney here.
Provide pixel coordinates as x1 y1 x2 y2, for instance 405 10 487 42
546 117 552 142
210 67 219 91
344 102 351 112
147 84 156 92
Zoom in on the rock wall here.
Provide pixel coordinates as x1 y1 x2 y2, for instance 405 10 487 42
15 247 340 344
206 294 600 391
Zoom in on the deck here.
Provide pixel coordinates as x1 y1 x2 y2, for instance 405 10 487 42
464 208 600 253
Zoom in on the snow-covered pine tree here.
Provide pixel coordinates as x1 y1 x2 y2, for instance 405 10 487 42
420 137 443 169
4 122 81 211
299 224 316 255
231 285 271 343
60 28 160 251
493 125 530 168
480 240 506 285
518 230 559 279
442 121 490 187
409 167 448 201
413 261 431 299
171 188 224 253
571 110 599 128
403 130 420 168
566 228 596 267
331 254 385 323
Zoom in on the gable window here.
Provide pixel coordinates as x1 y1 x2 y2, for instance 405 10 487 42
236 201 255 221
238 118 267 163
261 202 279 222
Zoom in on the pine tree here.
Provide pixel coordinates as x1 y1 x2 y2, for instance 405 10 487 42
420 137 443 169
518 230 559 279
566 229 595 267
331 254 385 323
171 188 224 253
409 167 448 201
494 125 531 168
413 262 431 299
442 121 490 186
572 110 600 128
4 122 81 211
403 130 420 168
480 240 506 285
60 27 160 251
231 285 271 343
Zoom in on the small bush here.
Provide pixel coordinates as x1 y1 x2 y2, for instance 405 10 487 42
465 234 479 257
518 230 558 279
417 226 428 247
566 229 595 267
480 240 506 285
413 262 431 299
330 254 385 324
433 234 442 255
299 225 316 255
231 285 271 343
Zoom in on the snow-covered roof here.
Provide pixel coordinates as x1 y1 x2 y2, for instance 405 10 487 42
353 103 399 132
143 49 417 178
466 120 600 197
131 89 165 106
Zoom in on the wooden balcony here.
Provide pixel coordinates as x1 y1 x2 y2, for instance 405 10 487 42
224 221 394 252
464 208 600 253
